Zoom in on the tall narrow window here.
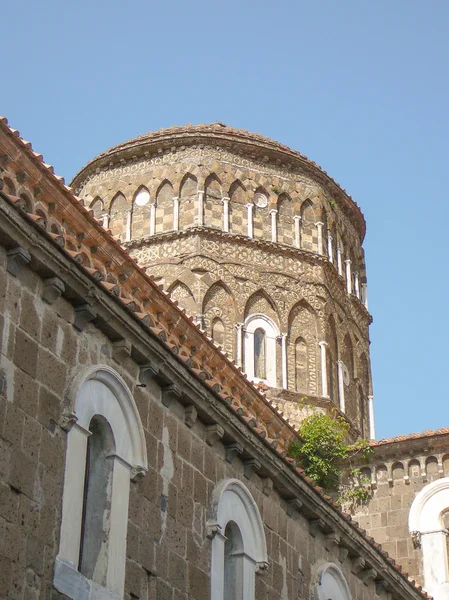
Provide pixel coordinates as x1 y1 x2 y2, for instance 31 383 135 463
212 317 225 347
55 366 147 600
254 328 266 379
79 416 115 586
224 522 244 600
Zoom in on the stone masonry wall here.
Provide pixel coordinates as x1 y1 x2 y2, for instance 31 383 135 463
0 238 406 600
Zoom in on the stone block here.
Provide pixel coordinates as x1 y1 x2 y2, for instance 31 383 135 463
13 368 39 418
138 532 155 575
26 535 44 575
22 415 42 462
39 429 64 478
0 519 26 564
18 495 41 537
19 291 41 339
124 559 148 599
36 349 67 396
13 329 38 378
169 551 187 592
165 516 187 557
177 424 192 462
8 447 38 498
156 578 173 600
188 564 210 600
3 402 24 447
0 482 19 523
37 386 61 429
193 470 207 505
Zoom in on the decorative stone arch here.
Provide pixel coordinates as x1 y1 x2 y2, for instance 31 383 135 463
409 477 449 600
90 196 104 219
55 365 147 600
300 198 317 251
208 478 268 600
179 172 198 229
202 281 236 357
229 179 248 236
243 313 280 386
287 300 318 395
314 562 352 600
253 186 270 241
109 192 129 240
131 185 151 239
277 192 294 246
204 173 223 230
155 179 175 233
167 280 198 315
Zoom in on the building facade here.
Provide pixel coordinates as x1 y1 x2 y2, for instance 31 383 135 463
0 117 442 600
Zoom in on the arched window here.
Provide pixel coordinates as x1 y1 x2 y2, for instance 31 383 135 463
78 416 115 584
409 478 449 599
254 328 266 379
243 314 279 386
224 522 244 600
314 563 351 600
208 479 268 600
54 366 147 600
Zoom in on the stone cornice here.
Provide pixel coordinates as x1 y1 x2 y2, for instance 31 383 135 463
124 226 372 328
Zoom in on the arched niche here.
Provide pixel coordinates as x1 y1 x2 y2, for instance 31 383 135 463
208 479 268 600
314 563 352 600
287 300 318 395
179 173 197 229
132 185 151 239
409 477 449 600
277 193 294 246
203 282 236 357
155 180 174 233
109 192 128 240
204 173 222 229
229 180 247 236
168 280 198 314
55 366 147 599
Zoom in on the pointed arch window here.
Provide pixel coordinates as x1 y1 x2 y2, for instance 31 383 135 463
243 314 279 386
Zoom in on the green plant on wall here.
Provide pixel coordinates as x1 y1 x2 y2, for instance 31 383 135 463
288 411 373 507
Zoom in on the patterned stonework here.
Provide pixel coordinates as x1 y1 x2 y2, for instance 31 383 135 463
74 126 372 438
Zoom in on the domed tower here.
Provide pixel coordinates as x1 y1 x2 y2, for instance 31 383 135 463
72 123 373 439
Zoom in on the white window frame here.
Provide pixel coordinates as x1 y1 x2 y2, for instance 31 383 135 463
314 562 351 600
54 365 148 600
243 313 279 387
208 479 268 600
409 477 449 600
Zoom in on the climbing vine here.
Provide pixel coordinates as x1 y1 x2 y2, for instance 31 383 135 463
288 412 373 507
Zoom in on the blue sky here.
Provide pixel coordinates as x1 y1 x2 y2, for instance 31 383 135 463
3 0 449 439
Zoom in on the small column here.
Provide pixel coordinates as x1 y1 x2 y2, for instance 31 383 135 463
318 341 329 398
270 209 278 243
246 203 254 238
235 322 244 368
337 361 345 413
345 259 352 294
293 215 301 248
173 196 179 231
361 283 368 309
101 213 109 229
222 197 230 232
315 222 324 255
368 395 375 440
337 244 343 276
281 333 288 389
327 231 334 263
125 209 132 241
354 272 360 298
149 203 156 236
198 190 204 226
